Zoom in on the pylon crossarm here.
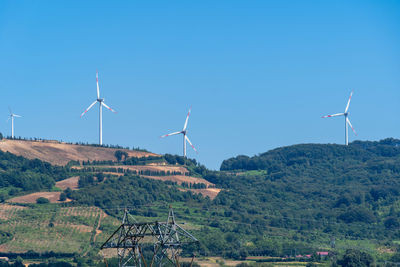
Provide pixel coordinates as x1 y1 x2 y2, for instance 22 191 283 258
101 224 124 249
159 223 198 243
174 224 198 242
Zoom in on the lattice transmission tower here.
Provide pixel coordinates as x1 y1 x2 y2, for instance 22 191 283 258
101 206 198 267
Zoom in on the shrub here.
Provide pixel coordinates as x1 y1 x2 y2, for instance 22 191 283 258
59 192 67 201
36 197 50 204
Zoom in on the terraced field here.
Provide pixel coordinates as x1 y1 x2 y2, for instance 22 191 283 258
73 164 221 199
0 204 119 253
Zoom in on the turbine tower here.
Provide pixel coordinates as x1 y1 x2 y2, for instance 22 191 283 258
161 107 198 157
322 91 357 145
7 107 21 139
80 71 117 145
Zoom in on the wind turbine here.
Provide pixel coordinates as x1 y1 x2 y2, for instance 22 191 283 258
322 91 357 145
161 107 198 157
7 107 21 139
80 71 117 145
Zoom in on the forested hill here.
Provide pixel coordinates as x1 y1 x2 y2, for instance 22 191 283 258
2 138 400 263
220 138 400 171
197 138 400 255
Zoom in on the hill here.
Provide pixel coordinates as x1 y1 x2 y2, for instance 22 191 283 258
2 139 400 266
61 138 400 261
0 139 220 199
0 139 158 166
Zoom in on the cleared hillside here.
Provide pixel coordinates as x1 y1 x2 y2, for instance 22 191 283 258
0 139 158 165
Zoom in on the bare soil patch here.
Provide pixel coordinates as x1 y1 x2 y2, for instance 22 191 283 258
141 175 214 187
8 192 66 204
0 139 158 166
55 176 79 190
190 188 221 199
178 188 221 200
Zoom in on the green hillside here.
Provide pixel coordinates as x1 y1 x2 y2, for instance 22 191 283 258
0 150 72 201
66 139 400 260
1 139 400 266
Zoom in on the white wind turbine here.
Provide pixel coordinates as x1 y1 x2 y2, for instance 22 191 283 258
161 107 198 157
80 71 117 145
7 107 21 139
322 91 357 145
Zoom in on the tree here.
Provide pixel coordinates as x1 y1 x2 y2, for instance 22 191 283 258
114 150 128 162
59 192 67 201
239 248 248 260
114 150 123 162
97 172 105 183
338 249 374 267
14 256 24 267
0 192 6 203
384 217 400 229
122 151 128 161
78 175 95 188
64 187 73 198
36 197 50 204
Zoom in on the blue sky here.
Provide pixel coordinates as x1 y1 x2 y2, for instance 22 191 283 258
0 1 399 169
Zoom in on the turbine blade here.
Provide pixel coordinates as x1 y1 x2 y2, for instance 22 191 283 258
185 135 198 154
101 102 117 113
346 117 357 136
14 114 22 118
96 71 100 99
8 106 12 115
160 131 182 138
80 100 98 118
183 106 192 131
321 113 345 118
345 91 353 113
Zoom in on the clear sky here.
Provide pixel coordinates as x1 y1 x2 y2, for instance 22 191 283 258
0 1 399 169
